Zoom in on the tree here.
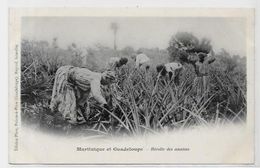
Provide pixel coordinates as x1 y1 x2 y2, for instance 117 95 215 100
167 32 212 64
110 22 119 51
215 49 246 75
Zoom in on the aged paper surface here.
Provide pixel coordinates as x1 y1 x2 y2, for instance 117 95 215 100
9 8 254 164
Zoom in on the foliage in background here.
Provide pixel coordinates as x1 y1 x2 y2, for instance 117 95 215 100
167 32 213 64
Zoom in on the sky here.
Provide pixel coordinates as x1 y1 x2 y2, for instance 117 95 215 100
22 17 246 56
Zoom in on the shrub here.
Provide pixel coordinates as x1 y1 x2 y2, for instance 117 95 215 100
20 38 247 136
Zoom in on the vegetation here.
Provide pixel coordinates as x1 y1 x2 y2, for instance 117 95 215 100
21 33 247 137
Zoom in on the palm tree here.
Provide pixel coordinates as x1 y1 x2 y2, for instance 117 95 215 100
110 22 119 51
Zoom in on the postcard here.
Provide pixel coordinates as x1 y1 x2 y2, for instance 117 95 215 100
9 8 254 165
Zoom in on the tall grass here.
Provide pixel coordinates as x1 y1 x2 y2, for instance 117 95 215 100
67 64 246 136
21 39 247 136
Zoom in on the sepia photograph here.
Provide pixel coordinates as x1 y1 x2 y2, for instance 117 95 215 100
8 8 254 164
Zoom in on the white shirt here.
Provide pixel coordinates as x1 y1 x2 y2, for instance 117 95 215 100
165 62 183 73
135 53 150 67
